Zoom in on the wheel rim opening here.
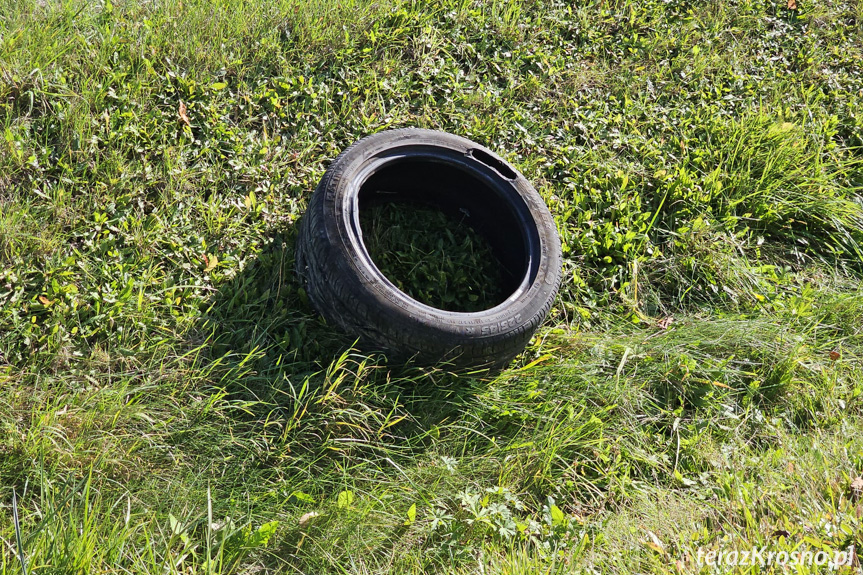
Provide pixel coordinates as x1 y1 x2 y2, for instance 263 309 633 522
357 157 530 313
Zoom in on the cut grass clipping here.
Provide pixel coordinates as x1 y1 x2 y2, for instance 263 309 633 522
360 201 505 312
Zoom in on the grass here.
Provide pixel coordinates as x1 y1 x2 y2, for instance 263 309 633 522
360 202 504 312
1 0 863 573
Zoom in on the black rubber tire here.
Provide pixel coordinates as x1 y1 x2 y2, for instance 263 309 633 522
295 128 562 370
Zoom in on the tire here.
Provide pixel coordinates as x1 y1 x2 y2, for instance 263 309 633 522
295 128 562 370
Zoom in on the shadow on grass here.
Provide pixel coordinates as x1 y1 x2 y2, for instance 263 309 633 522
179 221 511 570
186 216 490 475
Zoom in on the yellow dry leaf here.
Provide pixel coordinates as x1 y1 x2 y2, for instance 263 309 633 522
204 253 218 272
178 101 191 126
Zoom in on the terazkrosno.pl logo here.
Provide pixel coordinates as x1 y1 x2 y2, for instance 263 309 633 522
696 546 856 570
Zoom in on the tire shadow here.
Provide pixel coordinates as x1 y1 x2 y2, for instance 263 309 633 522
192 227 485 421
185 220 501 571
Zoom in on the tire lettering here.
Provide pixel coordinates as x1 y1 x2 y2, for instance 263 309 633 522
480 315 522 335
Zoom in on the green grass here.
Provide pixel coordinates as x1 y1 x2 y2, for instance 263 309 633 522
2 0 863 573
360 202 504 312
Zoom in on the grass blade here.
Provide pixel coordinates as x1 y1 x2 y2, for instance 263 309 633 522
12 489 29 575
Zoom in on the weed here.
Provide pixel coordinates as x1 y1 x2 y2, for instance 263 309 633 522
360 202 504 312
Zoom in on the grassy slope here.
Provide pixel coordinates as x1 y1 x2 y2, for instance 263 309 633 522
1 0 863 572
